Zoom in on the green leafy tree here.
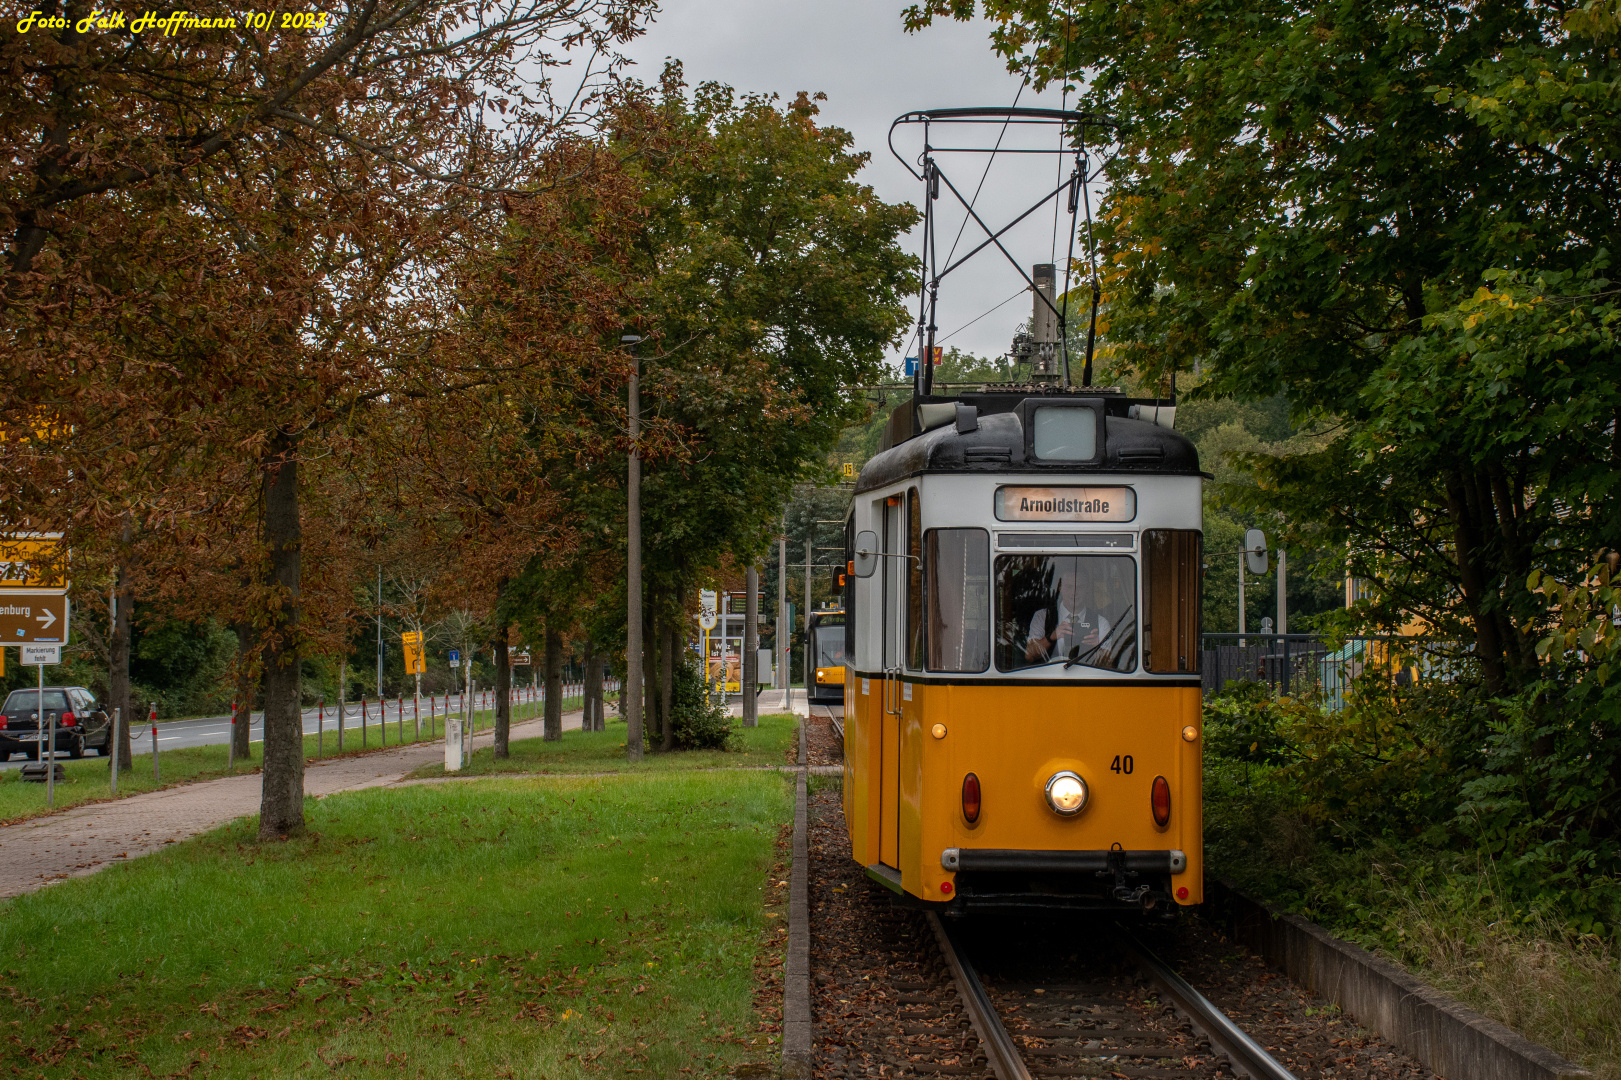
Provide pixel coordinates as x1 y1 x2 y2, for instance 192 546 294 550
908 0 1621 695
489 74 918 742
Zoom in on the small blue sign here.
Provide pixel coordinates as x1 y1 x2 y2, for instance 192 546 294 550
903 356 918 376
448 650 460 663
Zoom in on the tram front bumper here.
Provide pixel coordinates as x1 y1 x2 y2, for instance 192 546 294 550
941 848 1187 874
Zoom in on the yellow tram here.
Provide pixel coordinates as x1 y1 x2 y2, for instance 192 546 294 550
808 608 848 706
840 391 1204 912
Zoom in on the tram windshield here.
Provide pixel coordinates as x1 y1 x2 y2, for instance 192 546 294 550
995 555 1137 672
813 624 847 668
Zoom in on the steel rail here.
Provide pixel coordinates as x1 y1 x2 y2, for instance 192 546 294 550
1120 931 1301 1080
926 913 1033 1080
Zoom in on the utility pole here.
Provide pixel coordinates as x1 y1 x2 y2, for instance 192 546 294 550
804 537 812 694
375 567 383 700
623 334 644 762
1277 545 1288 636
743 565 759 728
1237 551 1246 637
777 529 787 691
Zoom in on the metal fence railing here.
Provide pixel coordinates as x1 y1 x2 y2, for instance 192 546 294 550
1200 633 1468 709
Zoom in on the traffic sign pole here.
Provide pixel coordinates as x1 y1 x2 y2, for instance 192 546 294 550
109 709 120 795
40 661 51 807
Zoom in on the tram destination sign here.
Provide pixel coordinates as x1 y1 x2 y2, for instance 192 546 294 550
0 592 70 644
994 485 1136 523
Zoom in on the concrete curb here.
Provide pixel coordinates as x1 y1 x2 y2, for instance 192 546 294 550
1208 880 1591 1080
782 767 812 1078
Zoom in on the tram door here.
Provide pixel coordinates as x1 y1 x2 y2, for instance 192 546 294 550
880 495 903 868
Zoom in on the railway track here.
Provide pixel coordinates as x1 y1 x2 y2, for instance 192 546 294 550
807 703 843 748
808 786 1433 1080
829 904 1297 1080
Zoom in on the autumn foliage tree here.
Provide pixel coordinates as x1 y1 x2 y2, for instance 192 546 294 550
1 0 653 836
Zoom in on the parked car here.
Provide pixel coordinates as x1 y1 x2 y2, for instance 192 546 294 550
0 687 113 761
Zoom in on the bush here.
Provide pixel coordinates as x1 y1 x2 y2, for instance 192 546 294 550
668 655 735 751
1202 677 1489 928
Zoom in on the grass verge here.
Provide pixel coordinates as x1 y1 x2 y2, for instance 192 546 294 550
408 713 799 780
1329 862 1621 1080
0 701 553 826
0 770 792 1078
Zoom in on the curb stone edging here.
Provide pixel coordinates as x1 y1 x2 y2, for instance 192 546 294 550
782 767 812 1078
1208 879 1591 1080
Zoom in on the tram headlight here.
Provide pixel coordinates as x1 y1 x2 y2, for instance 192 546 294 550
1044 771 1088 817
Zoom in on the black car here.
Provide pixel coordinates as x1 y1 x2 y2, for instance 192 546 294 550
0 687 113 761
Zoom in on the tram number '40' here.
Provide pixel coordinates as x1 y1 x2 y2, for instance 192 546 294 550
1110 755 1134 775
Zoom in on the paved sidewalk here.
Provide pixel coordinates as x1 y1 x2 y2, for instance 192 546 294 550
0 710 577 900
742 687 808 717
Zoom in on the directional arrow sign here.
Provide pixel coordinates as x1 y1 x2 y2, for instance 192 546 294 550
0 592 70 644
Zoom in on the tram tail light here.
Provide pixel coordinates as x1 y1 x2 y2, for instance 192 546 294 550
961 773 981 824
1151 775 1171 827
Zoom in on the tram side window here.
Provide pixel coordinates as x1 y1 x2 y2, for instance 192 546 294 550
926 529 990 673
844 512 856 657
907 488 924 670
994 554 1138 673
1143 529 1202 674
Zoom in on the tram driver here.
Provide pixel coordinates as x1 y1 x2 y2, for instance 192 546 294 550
998 555 1137 672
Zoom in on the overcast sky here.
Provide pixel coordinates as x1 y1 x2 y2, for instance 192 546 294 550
618 0 1090 374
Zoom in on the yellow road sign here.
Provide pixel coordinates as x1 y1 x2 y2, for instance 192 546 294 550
841 462 855 478
401 631 425 674
0 534 68 591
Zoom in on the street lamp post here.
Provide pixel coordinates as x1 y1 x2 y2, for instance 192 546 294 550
743 565 759 728
623 334 644 762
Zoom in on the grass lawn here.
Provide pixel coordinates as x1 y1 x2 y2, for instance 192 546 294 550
410 713 800 780
0 770 793 1078
0 700 564 826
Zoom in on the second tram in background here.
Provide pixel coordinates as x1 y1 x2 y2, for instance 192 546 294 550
807 608 847 707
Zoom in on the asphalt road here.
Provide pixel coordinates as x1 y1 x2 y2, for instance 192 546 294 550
0 694 524 771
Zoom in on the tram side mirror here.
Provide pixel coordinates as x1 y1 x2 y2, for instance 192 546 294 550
1244 528 1269 575
853 531 880 578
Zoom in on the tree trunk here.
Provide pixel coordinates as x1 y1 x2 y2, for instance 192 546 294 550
660 617 675 752
1444 466 1509 695
544 626 563 741
615 656 626 721
109 547 134 772
648 606 661 749
493 583 511 759
582 640 601 731
258 430 304 840
230 619 256 761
